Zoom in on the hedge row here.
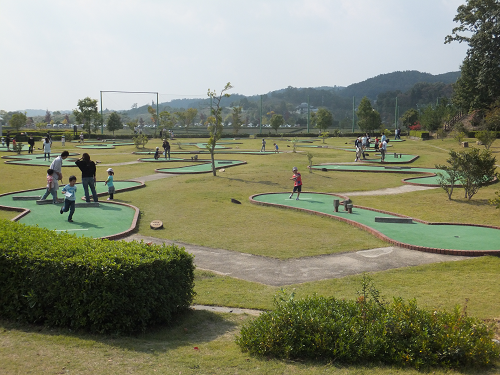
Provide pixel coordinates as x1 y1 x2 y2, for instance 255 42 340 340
237 293 499 369
409 130 430 139
0 220 195 334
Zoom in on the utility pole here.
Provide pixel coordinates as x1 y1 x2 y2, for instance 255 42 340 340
307 95 310 133
260 95 263 134
352 96 355 133
394 96 398 130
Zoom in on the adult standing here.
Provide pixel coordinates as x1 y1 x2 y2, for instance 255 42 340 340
261 138 266 152
50 151 70 199
380 139 389 162
75 152 98 203
162 139 171 160
28 135 35 154
5 131 10 150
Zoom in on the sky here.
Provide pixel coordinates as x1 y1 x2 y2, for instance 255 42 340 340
0 0 470 112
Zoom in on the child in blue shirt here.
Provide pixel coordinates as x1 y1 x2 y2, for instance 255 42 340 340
60 175 77 222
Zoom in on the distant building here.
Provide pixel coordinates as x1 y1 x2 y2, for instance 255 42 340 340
295 103 318 115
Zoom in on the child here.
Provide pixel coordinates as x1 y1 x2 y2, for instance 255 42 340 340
60 175 77 222
274 143 279 153
104 168 115 201
289 166 302 200
41 169 57 203
43 137 51 161
154 147 160 160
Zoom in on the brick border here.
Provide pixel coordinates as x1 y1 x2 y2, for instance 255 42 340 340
249 192 500 256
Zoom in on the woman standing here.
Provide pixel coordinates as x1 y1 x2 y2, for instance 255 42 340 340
75 153 98 203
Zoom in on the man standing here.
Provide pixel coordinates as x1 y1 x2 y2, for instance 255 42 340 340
28 135 35 154
50 151 70 199
380 139 389 162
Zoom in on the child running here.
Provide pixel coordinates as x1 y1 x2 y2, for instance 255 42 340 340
60 175 77 222
41 169 57 203
289 166 302 200
104 168 115 201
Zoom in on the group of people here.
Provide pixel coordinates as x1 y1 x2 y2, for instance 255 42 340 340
41 150 116 222
154 139 171 160
260 139 279 153
354 133 389 162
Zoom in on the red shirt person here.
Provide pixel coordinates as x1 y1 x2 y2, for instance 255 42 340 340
289 166 302 200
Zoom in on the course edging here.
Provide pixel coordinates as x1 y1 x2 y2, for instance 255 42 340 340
249 192 500 256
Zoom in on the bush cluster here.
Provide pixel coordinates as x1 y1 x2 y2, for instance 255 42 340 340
0 220 195 334
236 284 498 369
409 130 430 139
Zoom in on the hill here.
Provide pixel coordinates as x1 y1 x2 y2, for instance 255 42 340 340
338 70 460 100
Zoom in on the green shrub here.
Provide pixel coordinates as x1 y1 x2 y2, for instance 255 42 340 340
236 279 498 369
409 130 430 139
0 220 195 334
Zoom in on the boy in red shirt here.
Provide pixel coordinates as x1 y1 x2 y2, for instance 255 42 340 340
289 166 302 200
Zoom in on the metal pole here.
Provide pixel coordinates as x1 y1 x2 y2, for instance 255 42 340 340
394 96 398 130
352 96 355 133
156 92 159 134
260 95 262 134
100 91 103 135
307 95 310 133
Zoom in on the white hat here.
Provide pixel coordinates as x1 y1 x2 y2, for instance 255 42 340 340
107 168 114 172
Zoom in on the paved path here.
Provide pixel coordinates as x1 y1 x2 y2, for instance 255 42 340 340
122 234 469 287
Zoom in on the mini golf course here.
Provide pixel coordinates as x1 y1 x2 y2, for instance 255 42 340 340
3 153 80 166
156 160 247 174
250 192 500 255
0 181 143 239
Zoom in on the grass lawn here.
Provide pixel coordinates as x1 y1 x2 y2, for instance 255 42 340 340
1 134 500 374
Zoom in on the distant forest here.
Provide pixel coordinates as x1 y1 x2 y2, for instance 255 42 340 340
9 70 461 129
118 70 460 128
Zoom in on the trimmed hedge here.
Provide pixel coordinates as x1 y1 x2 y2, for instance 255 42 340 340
0 220 195 334
409 130 430 139
237 292 499 369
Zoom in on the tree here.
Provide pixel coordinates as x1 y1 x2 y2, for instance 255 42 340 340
147 106 157 127
9 112 27 131
445 0 500 111
159 111 174 131
438 148 496 200
270 114 284 134
400 108 419 129
206 83 232 176
126 118 138 134
315 108 333 133
356 97 382 133
231 106 243 134
107 112 123 136
175 108 198 133
73 97 99 137
475 129 497 149
44 110 51 124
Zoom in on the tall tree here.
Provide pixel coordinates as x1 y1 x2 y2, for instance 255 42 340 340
231 106 243 134
315 108 333 132
176 108 198 133
159 111 174 130
107 112 123 136
73 97 99 137
207 83 232 176
356 97 381 132
270 114 284 134
445 0 500 110
147 106 157 127
400 108 419 129
44 110 51 124
9 112 27 131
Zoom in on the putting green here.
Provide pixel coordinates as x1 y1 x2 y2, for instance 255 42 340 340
311 164 457 186
133 150 275 155
156 160 247 174
0 181 142 239
251 192 500 254
75 143 133 149
3 153 80 167
0 144 31 151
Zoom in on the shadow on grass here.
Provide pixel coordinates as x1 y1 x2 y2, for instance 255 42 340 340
0 309 239 354
218 176 280 187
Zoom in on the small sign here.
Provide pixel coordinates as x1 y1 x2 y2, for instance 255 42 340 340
150 220 163 229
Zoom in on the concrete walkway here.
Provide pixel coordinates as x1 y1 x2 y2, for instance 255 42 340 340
123 234 469 287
